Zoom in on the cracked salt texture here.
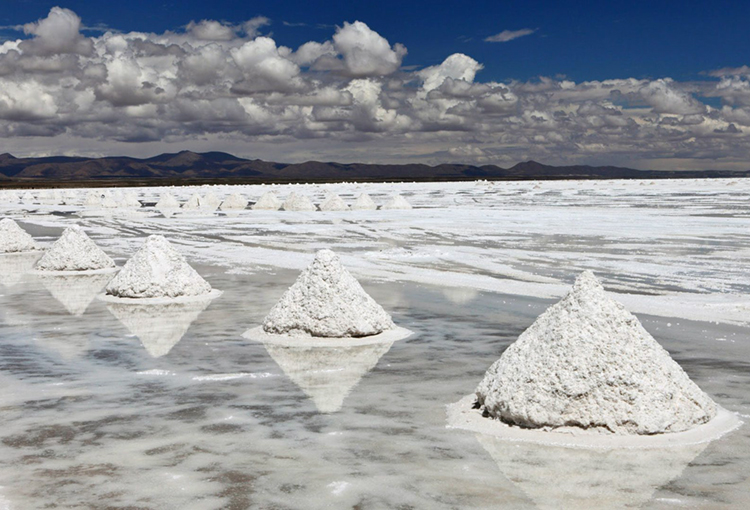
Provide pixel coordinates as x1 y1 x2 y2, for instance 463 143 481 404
382 194 412 210
262 249 395 337
34 226 115 272
475 270 717 435
105 235 212 299
319 193 350 212
252 191 282 210
351 193 377 210
156 193 180 209
0 218 39 253
219 193 248 210
282 192 317 212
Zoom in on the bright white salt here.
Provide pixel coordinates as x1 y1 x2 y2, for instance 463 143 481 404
252 191 282 210
262 249 395 338
381 194 412 210
475 270 717 435
0 218 39 253
282 192 317 212
220 193 248 210
351 193 377 210
35 226 115 272
105 235 212 299
319 193 350 212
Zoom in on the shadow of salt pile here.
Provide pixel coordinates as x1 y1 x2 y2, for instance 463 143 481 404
39 273 112 316
0 252 41 288
262 341 394 413
106 298 213 357
474 433 708 510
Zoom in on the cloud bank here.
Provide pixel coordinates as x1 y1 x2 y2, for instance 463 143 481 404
0 7 749 169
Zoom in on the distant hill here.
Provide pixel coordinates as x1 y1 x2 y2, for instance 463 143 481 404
1 150 749 188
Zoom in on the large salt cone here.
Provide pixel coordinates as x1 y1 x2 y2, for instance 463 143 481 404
252 191 282 210
319 194 350 212
282 192 317 212
476 270 717 435
35 226 116 272
262 249 395 338
0 218 39 253
351 193 377 210
106 299 213 357
0 252 40 287
220 193 248 211
105 235 212 299
381 194 412 210
40 273 112 316
263 341 394 413
475 432 708 510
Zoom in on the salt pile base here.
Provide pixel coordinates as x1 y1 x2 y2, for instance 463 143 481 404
381 194 412 210
34 226 117 274
282 192 317 212
448 271 741 446
244 249 412 345
252 191 282 210
319 194 350 212
0 218 39 253
351 193 377 210
102 235 219 302
220 193 248 210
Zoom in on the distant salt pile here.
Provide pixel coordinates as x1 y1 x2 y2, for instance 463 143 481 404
156 192 180 209
84 191 102 207
104 235 213 300
0 218 39 253
100 192 119 209
262 249 395 338
351 193 377 210
282 192 317 212
21 191 35 204
201 191 221 211
35 226 116 273
122 191 141 208
474 271 717 435
182 193 201 210
319 193 350 212
5 191 19 204
381 194 412 210
252 191 282 210
220 193 248 211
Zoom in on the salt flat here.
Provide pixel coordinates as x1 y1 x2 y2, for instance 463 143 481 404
0 179 748 508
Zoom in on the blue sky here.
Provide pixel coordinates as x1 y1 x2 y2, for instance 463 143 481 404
0 1 749 168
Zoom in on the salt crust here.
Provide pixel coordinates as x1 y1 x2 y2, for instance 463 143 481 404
319 194 350 211
351 193 377 210
104 235 214 300
282 192 316 211
0 218 39 253
447 394 742 449
34 226 116 273
260 249 396 338
220 193 248 210
252 191 282 210
381 194 413 210
475 270 718 435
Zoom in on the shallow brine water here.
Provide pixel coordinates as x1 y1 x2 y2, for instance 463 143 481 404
0 263 747 509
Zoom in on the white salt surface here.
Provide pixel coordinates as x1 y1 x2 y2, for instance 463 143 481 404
382 194 412 210
104 235 214 299
282 192 317 212
260 249 396 338
0 219 38 253
34 226 116 273
351 193 377 210
252 191 282 210
475 271 717 435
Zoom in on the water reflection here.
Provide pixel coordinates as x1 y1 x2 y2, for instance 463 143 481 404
0 252 41 288
106 299 214 357
262 341 394 413
475 433 708 509
39 273 113 316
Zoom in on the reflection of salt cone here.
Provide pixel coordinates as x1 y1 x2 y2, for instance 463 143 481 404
474 433 707 510
0 252 40 287
40 273 112 316
106 299 213 357
263 342 393 413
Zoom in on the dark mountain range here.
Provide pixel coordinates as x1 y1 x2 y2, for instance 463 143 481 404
1 150 748 188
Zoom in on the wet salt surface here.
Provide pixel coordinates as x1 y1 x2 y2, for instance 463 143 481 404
0 266 748 509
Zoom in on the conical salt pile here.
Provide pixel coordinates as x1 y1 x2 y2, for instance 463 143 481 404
220 193 248 211
84 191 102 207
351 193 377 210
5 191 19 204
105 235 212 299
122 191 142 208
156 192 180 209
475 271 717 435
381 194 412 210
282 192 317 212
252 191 282 210
319 193 350 212
101 192 119 209
35 226 115 272
22 191 35 204
0 218 39 253
201 191 221 211
182 193 201 210
262 249 394 337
